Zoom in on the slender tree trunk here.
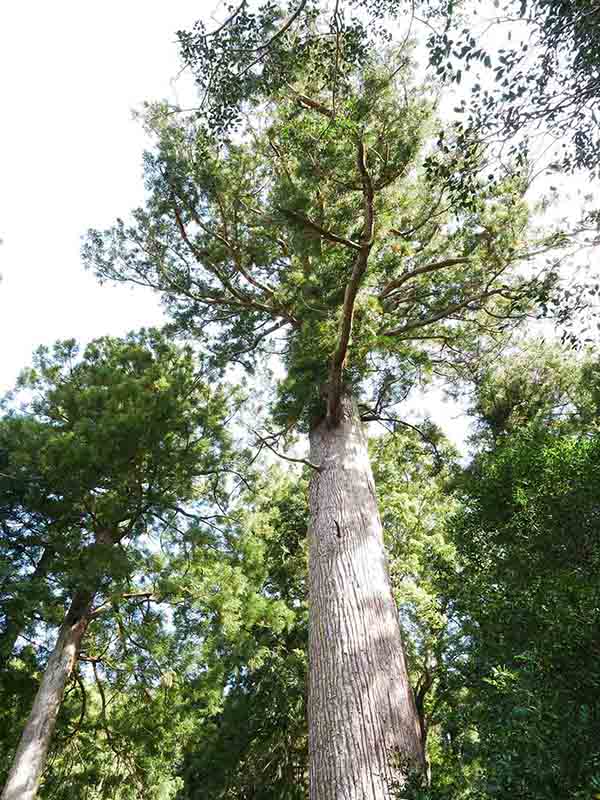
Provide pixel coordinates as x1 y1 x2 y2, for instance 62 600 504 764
308 394 424 800
0 548 53 668
0 590 94 800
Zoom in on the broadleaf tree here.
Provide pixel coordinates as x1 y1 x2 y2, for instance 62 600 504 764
83 10 569 796
426 0 600 176
430 384 600 798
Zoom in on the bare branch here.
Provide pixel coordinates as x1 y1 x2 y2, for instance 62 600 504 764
60 669 87 744
205 1 246 38
78 653 104 664
252 0 309 55
360 412 443 465
89 600 114 619
252 429 321 472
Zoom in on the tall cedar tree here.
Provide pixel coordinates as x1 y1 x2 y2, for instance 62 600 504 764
178 425 456 799
83 19 565 796
0 331 233 800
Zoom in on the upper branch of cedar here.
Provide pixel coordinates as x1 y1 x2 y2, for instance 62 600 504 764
277 207 361 251
294 92 335 119
380 257 473 300
217 189 278 298
380 287 506 337
171 193 212 264
168 184 299 326
327 138 375 425
168 183 240 295
390 190 453 240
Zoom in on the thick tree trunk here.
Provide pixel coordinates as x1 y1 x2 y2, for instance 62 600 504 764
0 548 53 668
0 590 94 800
308 394 424 800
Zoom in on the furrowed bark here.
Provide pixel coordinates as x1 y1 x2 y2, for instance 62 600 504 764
308 394 424 800
1 590 95 800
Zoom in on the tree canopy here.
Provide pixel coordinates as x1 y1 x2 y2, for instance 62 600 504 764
3 1 600 798
84 46 565 435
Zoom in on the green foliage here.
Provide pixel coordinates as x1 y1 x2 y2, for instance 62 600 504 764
467 342 600 442
83 41 561 431
177 469 309 799
431 425 600 799
371 429 457 686
176 0 373 135
428 0 600 173
0 330 237 797
57 4 600 797
6 332 597 799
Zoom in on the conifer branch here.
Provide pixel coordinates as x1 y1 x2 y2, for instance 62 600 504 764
380 288 504 337
380 257 472 299
327 138 375 424
277 207 361 251
169 186 298 326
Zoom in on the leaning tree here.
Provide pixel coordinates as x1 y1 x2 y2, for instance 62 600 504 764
0 331 233 800
84 12 567 795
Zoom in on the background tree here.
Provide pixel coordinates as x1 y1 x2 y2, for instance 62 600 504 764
427 0 600 175
178 469 309 800
0 417 59 667
435 432 600 798
400 345 600 800
0 330 234 800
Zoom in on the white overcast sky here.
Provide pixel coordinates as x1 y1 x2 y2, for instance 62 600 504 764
0 2 210 394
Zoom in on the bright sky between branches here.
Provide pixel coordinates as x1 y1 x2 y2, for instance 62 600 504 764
1 0 595 450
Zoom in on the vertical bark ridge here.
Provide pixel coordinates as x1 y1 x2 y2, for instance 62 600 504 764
308 394 423 800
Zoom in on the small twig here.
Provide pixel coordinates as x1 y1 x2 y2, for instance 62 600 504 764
361 411 443 466
252 429 321 472
59 669 87 744
205 1 246 38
